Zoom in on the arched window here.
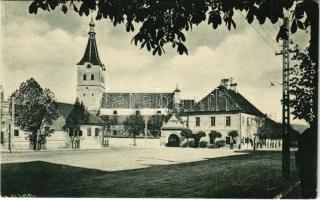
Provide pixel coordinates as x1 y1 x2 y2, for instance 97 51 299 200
83 74 86 80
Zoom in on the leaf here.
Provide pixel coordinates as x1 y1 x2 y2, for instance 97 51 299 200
62 4 68 14
177 42 188 55
291 20 297 34
73 4 79 13
231 19 236 29
246 7 255 24
29 2 38 14
296 20 304 30
177 32 186 42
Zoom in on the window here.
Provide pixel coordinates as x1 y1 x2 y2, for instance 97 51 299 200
83 93 85 96
92 93 94 96
91 74 94 80
211 117 216 126
86 87 88 89
226 116 231 126
113 130 117 135
87 128 92 136
87 64 91 68
14 129 19 136
247 117 250 126
136 110 141 115
95 128 99 136
242 117 244 124
1 132 4 144
226 136 231 144
79 130 83 136
83 74 86 80
196 117 200 126
157 111 161 114
113 110 117 115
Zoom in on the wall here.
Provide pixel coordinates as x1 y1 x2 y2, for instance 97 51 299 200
76 63 104 111
182 113 241 139
78 125 104 149
107 137 160 147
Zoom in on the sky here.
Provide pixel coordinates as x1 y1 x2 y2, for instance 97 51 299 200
0 2 310 124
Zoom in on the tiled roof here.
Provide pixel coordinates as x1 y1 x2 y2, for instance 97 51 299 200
187 86 264 117
52 102 105 131
101 92 174 109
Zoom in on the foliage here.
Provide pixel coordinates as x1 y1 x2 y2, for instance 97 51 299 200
123 113 145 138
180 129 193 147
10 78 59 150
255 117 281 139
193 131 206 148
199 141 208 148
290 47 317 125
64 99 89 148
209 130 222 144
215 140 226 148
228 130 239 139
181 128 193 139
147 114 165 137
28 0 317 59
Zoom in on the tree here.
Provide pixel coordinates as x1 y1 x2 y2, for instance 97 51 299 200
96 126 109 148
147 114 165 137
290 47 317 126
123 112 145 146
193 131 206 148
63 99 89 148
28 0 318 60
10 78 59 150
228 130 239 149
209 130 222 145
180 128 193 147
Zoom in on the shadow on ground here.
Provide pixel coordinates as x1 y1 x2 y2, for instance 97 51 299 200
1 151 299 198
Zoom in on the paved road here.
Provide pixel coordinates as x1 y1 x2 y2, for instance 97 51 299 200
1 147 246 171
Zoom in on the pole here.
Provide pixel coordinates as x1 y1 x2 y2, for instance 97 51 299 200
9 97 14 153
276 17 292 180
144 118 148 146
0 91 2 145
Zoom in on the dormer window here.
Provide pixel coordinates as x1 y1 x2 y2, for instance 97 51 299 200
87 64 91 69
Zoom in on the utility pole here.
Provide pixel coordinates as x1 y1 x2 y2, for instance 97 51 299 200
275 17 296 180
9 97 15 153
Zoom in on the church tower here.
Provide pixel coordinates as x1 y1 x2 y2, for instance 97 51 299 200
76 17 105 112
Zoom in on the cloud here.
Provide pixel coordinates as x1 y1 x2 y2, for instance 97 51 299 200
0 2 310 125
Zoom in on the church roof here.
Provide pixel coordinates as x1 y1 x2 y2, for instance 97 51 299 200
51 102 106 131
186 85 265 117
77 18 103 66
101 92 174 109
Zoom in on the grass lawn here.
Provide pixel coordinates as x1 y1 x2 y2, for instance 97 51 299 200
1 151 299 198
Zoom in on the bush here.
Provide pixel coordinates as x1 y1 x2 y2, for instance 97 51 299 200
199 141 208 148
215 140 226 148
180 140 194 148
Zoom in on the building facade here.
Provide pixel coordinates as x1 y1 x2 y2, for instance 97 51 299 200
161 79 266 149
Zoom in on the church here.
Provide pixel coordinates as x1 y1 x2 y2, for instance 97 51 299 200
75 18 190 135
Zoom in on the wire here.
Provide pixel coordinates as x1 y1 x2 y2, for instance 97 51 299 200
259 24 282 50
237 11 279 52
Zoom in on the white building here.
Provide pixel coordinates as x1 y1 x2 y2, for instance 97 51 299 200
161 79 267 149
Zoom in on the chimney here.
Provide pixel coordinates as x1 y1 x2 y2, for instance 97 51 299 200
220 78 231 89
230 83 238 92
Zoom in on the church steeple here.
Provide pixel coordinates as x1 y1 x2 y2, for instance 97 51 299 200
77 16 104 67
